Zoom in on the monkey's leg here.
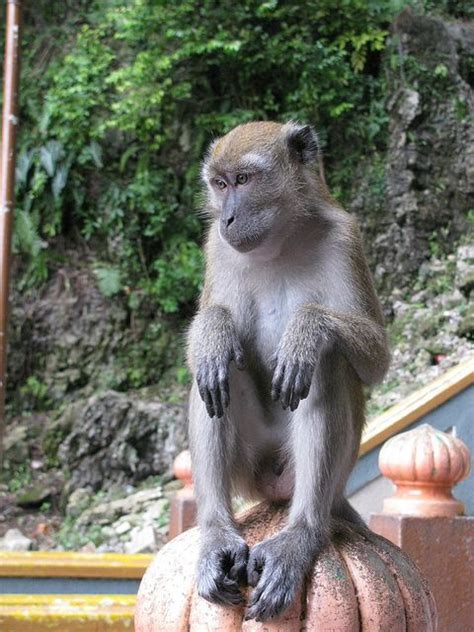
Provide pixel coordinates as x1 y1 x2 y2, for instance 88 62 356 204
246 356 356 622
189 380 251 606
333 497 366 528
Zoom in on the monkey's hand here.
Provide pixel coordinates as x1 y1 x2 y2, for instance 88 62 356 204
271 310 323 411
194 308 245 419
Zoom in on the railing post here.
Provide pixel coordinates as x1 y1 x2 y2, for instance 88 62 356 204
0 0 22 465
370 424 472 631
168 450 197 540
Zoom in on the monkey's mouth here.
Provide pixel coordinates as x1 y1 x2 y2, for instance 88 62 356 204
222 229 270 253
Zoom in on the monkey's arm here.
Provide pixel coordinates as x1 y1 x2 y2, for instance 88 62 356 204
303 305 389 385
187 305 244 419
272 305 389 411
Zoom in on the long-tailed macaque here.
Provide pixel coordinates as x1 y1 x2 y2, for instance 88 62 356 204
187 121 389 622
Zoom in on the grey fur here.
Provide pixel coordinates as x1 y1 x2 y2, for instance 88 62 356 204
187 121 389 622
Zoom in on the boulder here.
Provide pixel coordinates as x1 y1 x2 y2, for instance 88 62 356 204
125 525 157 554
58 390 187 492
0 528 32 552
77 488 165 526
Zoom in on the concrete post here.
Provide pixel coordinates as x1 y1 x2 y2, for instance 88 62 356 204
369 424 473 631
168 450 197 540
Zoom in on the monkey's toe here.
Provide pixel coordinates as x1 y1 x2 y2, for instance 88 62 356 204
245 570 296 621
198 573 245 606
228 548 249 585
197 539 249 607
245 536 305 621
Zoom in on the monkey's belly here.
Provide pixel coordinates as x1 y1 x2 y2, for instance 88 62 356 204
228 365 293 500
255 460 294 502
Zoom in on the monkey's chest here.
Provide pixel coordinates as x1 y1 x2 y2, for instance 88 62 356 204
251 282 310 364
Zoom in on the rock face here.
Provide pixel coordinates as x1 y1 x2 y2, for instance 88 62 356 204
352 10 474 296
58 391 187 492
455 244 474 296
71 486 170 553
9 264 128 407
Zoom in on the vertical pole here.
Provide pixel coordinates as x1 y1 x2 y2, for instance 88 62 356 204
0 0 22 464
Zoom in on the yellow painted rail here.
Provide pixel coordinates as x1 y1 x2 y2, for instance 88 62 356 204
0 551 153 578
360 356 474 456
0 595 135 631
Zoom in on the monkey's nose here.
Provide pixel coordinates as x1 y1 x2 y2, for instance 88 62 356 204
226 216 235 228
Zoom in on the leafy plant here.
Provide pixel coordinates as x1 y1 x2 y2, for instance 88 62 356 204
94 265 122 297
11 0 469 395
20 376 50 410
15 0 409 317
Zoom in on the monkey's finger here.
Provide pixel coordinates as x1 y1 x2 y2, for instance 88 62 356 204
218 368 230 409
207 369 224 419
289 388 300 412
281 364 299 409
197 379 215 418
196 367 212 410
210 384 224 419
271 363 285 401
300 363 314 391
204 390 215 418
300 381 311 401
290 368 311 410
247 552 264 588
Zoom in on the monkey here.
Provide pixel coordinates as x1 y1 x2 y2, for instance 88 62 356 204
186 121 390 622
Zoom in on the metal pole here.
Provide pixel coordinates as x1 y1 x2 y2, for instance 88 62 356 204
0 0 22 465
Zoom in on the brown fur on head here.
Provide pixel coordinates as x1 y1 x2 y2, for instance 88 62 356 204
203 121 320 178
201 121 331 255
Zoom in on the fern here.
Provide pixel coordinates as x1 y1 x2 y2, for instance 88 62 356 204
15 148 35 186
40 140 65 177
94 265 122 297
13 209 44 258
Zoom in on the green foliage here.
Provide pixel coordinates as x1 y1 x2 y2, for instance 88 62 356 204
43 424 69 469
55 515 106 550
94 265 122 298
16 0 412 318
13 0 470 389
20 376 50 410
5 463 33 494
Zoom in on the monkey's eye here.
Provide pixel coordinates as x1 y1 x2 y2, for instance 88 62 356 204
236 173 249 185
214 179 227 191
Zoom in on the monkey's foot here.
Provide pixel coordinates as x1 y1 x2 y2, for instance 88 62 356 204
197 532 249 606
245 529 316 622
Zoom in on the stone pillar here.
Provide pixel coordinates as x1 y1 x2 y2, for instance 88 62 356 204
168 450 197 540
369 424 473 632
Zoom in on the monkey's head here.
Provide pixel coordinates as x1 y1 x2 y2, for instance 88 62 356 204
202 121 323 256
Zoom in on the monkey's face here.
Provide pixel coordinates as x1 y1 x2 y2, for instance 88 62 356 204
207 166 283 254
202 121 320 256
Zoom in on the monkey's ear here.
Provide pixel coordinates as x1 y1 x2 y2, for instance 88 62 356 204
284 123 319 164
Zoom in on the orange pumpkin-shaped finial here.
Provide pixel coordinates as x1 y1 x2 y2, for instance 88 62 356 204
379 424 471 518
